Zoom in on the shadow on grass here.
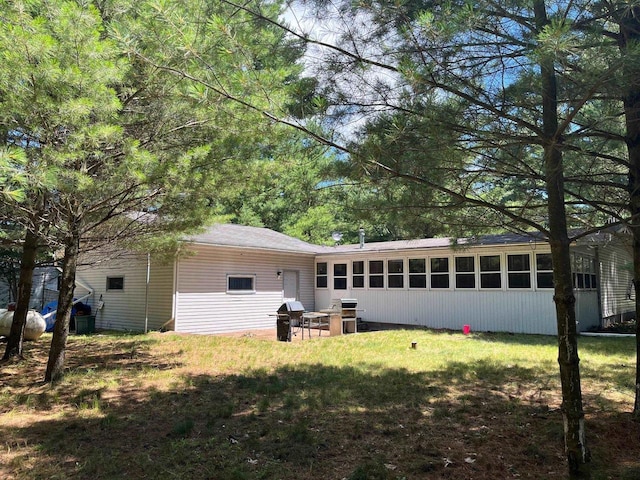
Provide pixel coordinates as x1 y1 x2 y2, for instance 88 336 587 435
6 357 638 480
0 333 177 412
2 330 640 479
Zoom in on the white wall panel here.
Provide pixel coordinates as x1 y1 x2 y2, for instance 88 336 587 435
175 246 315 334
596 242 634 320
76 254 174 332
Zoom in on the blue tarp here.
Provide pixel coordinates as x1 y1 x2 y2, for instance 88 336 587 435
41 300 91 332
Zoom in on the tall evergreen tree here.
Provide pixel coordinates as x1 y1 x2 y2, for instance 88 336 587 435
219 0 640 476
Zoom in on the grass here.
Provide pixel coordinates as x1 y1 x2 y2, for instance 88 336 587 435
1 329 639 479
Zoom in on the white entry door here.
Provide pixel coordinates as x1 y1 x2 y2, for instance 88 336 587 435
283 270 299 302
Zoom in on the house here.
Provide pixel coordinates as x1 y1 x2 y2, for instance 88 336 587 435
314 232 633 335
75 224 320 334
73 224 634 336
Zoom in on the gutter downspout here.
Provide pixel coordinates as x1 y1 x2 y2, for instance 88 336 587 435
144 252 150 334
171 255 179 331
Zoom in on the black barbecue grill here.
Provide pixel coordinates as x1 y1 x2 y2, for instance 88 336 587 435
276 301 305 341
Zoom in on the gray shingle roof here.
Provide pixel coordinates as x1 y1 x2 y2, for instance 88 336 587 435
185 225 552 255
321 231 547 254
185 224 323 254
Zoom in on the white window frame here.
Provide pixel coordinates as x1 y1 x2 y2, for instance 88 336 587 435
535 253 554 289
368 259 385 289
352 260 365 289
479 254 502 290
226 274 256 294
316 262 328 289
408 258 427 289
429 256 452 290
387 259 405 289
454 255 476 289
507 253 532 290
333 262 348 290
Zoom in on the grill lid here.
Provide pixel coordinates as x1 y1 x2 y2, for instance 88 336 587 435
332 298 358 309
278 301 305 313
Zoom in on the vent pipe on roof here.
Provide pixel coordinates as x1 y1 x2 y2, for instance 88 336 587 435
359 227 365 249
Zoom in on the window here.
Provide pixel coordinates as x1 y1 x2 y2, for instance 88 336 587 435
106 276 124 291
334 263 347 290
352 261 365 288
316 262 328 288
388 259 404 288
409 258 427 288
227 275 255 292
480 255 501 289
536 253 554 289
369 260 384 288
508 254 531 288
430 257 450 289
455 256 475 289
572 254 597 290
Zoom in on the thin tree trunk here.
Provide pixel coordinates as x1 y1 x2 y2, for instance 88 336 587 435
3 229 38 360
534 1 590 477
44 230 79 382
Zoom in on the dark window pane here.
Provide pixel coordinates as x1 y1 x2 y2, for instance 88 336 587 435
455 256 474 273
456 273 475 288
431 274 449 289
585 275 591 289
388 259 403 273
480 255 500 272
316 276 327 288
409 275 427 288
536 253 553 271
334 263 347 276
577 273 585 289
316 263 327 275
508 254 530 271
353 261 364 275
107 277 124 290
431 257 449 273
480 273 501 288
334 278 347 290
369 260 384 274
537 272 554 289
353 276 364 288
409 259 426 273
369 275 384 288
591 274 597 288
388 275 403 288
228 277 253 291
508 273 531 288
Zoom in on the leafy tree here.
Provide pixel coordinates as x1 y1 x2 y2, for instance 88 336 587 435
217 0 640 476
0 0 306 379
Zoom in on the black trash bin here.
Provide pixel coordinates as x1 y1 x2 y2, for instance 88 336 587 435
276 301 305 342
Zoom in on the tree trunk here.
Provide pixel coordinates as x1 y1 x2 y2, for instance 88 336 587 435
44 230 79 382
534 1 590 477
3 229 38 360
615 5 640 419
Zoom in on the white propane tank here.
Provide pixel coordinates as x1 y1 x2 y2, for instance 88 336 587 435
0 310 47 340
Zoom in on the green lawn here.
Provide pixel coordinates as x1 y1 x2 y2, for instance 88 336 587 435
1 329 639 479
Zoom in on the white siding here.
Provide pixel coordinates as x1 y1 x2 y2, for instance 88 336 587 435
315 243 611 336
348 289 558 335
597 241 634 321
575 291 600 332
76 254 174 332
175 245 315 334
